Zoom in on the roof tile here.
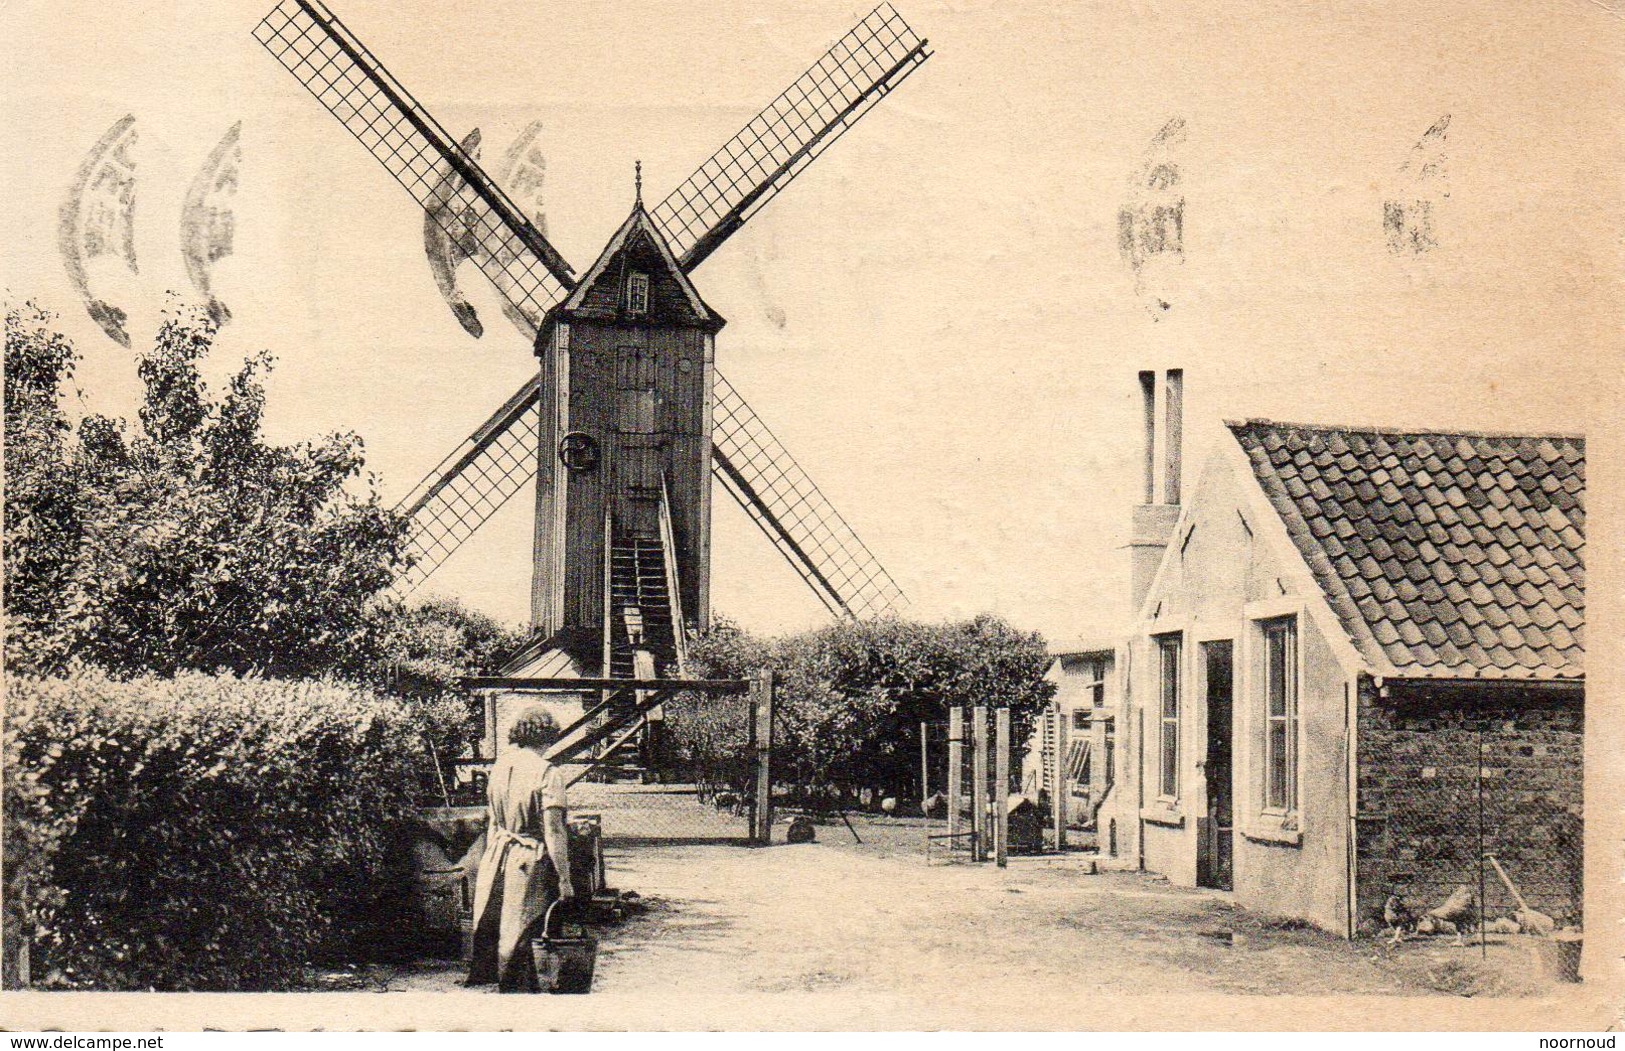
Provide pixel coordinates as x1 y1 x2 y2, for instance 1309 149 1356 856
1228 422 1584 680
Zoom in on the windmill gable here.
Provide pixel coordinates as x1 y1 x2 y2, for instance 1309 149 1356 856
551 206 724 333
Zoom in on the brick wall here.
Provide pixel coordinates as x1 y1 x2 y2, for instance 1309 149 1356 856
1354 676 1584 932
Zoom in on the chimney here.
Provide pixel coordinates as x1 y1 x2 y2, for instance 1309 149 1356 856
1129 369 1182 613
1164 368 1183 504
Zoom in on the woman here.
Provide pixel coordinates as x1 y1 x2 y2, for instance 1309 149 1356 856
465 705 576 992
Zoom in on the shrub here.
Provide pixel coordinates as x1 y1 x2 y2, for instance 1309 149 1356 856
681 614 1054 807
2 671 431 989
3 302 411 679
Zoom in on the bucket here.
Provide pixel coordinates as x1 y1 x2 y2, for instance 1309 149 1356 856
531 902 597 994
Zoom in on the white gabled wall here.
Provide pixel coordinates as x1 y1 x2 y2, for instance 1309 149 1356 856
1126 430 1366 933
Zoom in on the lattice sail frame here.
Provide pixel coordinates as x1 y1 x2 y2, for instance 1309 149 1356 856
392 376 542 595
652 3 931 271
255 0 919 616
712 373 907 618
254 0 575 330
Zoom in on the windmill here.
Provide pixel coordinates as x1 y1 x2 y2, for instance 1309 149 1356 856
254 1 927 751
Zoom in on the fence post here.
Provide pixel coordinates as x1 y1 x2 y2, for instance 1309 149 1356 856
995 707 1010 868
972 705 988 862
920 720 930 804
948 706 964 848
1054 702 1069 852
750 670 775 846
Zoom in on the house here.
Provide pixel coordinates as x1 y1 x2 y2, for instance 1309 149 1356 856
1117 371 1584 937
1025 641 1129 855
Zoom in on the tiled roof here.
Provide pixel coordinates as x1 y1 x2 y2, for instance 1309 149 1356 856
1230 421 1584 680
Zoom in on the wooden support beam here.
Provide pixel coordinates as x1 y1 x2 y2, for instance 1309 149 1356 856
995 707 1010 868
464 676 749 692
749 670 775 846
972 705 988 863
1053 703 1069 852
920 720 930 804
948 706 964 848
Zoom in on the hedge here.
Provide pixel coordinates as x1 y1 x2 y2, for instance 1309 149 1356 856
679 614 1054 808
3 671 430 989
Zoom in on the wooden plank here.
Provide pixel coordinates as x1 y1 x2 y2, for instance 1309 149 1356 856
463 676 749 692
750 670 775 846
972 705 988 862
920 720 929 803
948 706 963 847
995 707 1010 868
1054 703 1068 852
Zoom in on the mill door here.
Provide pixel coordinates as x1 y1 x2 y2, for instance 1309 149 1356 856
1197 641 1234 890
615 345 662 537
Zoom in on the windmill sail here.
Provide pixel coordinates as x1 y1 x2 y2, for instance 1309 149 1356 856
711 373 906 618
254 0 575 327
257 0 910 618
651 3 931 272
392 374 542 595
392 368 906 619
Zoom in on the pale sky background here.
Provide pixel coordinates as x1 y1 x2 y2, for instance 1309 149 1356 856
3 0 1620 646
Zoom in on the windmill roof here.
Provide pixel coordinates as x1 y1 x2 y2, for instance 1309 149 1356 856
1229 419 1585 680
550 202 722 331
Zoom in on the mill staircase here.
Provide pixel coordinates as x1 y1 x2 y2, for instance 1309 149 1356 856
575 532 676 781
608 535 681 681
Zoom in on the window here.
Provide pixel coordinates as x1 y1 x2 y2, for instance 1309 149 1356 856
1262 618 1298 813
626 272 649 315
1156 634 1181 799
1102 716 1116 792
1082 657 1107 708
616 346 655 388
1072 709 1090 732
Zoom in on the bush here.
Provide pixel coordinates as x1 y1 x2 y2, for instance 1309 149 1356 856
682 614 1054 808
3 301 411 679
2 671 432 989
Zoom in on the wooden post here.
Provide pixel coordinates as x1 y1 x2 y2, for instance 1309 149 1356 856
948 706 964 847
920 720 930 804
995 707 1010 868
972 705 988 862
1053 704 1069 852
749 670 775 846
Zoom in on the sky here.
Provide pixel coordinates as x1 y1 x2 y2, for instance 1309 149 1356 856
3 0 1619 645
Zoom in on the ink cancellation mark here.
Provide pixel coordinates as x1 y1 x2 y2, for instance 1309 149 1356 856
423 121 551 340
1384 114 1450 256
59 114 139 346
1117 117 1186 321
180 121 243 328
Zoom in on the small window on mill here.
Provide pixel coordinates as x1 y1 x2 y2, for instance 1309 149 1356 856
626 272 650 315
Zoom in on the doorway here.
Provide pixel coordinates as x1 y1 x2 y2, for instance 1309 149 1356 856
1198 641 1234 890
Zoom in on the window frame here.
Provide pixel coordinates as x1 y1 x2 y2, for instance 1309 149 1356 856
1240 601 1306 845
1260 616 1298 815
1154 632 1182 803
626 272 650 315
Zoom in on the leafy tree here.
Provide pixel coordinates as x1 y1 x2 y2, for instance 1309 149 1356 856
3 302 412 678
346 596 532 800
3 304 85 668
684 613 1055 807
350 596 529 703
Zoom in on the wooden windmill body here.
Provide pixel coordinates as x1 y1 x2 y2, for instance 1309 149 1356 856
532 202 723 680
256 0 929 761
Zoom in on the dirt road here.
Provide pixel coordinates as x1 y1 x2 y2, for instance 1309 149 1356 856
366 814 1594 1028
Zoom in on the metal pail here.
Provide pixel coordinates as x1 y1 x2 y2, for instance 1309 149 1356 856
531 902 597 994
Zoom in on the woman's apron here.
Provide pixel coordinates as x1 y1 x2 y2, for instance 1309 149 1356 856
465 753 561 991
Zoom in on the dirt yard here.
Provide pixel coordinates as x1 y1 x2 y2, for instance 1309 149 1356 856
350 811 1596 1028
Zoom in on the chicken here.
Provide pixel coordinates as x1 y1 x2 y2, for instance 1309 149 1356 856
1423 886 1477 946
1383 894 1415 944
